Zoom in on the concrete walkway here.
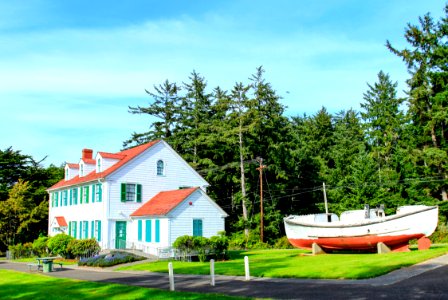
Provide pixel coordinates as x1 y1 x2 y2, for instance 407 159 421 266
2 254 448 299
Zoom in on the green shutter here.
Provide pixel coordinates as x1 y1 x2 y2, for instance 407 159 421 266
92 184 96 203
138 220 142 241
97 220 101 242
120 183 126 202
193 219 203 237
91 220 94 238
79 221 83 239
69 189 72 206
80 187 83 204
145 220 152 242
73 222 77 238
155 220 160 242
136 184 142 202
73 189 77 205
85 221 89 239
85 186 89 203
68 221 72 237
98 184 102 202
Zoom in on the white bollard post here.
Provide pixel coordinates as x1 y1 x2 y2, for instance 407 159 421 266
168 262 175 291
244 256 250 281
210 259 215 286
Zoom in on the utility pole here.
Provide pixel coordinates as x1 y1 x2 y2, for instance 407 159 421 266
257 157 266 243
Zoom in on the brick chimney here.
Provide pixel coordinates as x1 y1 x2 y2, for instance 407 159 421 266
82 149 93 160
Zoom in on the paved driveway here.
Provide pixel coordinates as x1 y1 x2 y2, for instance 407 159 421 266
1 255 448 299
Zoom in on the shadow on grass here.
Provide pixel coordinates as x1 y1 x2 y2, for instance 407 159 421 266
0 270 245 300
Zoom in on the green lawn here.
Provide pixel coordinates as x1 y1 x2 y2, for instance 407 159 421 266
13 257 78 265
0 269 250 300
117 245 448 279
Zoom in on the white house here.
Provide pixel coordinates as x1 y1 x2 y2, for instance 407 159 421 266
47 140 228 255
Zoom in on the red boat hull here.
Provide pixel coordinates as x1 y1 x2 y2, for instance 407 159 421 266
288 233 425 251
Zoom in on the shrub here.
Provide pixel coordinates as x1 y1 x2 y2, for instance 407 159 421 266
67 239 100 259
273 236 294 249
173 235 195 261
47 234 74 258
430 224 448 243
32 236 49 257
192 236 211 262
78 251 145 267
173 233 230 262
210 232 229 260
228 231 270 250
8 242 33 259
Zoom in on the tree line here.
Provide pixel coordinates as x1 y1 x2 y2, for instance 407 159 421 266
0 4 446 251
0 148 63 251
125 5 448 246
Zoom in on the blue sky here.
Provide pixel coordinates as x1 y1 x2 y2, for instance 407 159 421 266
0 0 445 167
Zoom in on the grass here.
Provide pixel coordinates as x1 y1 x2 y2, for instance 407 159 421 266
0 269 250 300
117 245 448 279
13 257 78 265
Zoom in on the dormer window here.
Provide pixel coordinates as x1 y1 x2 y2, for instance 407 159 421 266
157 160 164 176
65 168 68 180
97 158 101 172
80 164 84 177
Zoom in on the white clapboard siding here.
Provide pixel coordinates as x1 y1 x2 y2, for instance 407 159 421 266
107 141 208 220
168 190 226 245
65 166 78 181
98 156 120 172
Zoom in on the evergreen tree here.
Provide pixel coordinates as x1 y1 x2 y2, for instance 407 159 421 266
125 80 181 148
177 70 213 166
361 71 404 169
0 180 48 248
387 5 448 200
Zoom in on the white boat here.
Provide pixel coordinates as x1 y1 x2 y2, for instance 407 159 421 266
284 205 438 252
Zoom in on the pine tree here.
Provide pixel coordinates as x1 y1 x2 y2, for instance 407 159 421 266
387 5 448 200
177 71 213 166
125 80 181 148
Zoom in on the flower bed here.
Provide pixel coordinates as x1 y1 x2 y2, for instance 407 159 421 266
78 251 146 267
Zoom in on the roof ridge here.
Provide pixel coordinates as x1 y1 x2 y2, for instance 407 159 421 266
48 140 159 190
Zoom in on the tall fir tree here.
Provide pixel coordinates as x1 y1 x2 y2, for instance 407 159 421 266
387 5 448 201
125 80 181 148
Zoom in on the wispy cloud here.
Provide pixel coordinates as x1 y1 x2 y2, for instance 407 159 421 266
0 0 444 165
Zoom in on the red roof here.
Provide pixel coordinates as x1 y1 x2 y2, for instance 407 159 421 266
82 159 96 165
66 163 79 169
55 216 67 227
48 140 160 190
98 152 126 159
131 187 198 217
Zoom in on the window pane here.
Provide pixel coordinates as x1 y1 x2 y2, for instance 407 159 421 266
157 160 164 176
126 184 136 201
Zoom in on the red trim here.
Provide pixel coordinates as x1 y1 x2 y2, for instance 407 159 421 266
48 140 159 190
288 233 425 251
55 216 68 227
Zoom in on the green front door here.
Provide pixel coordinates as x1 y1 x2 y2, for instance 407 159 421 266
115 221 127 249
